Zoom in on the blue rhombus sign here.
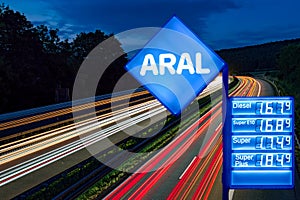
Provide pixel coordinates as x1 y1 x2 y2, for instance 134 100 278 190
125 16 227 115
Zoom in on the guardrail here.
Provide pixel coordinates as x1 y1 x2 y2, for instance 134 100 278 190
0 88 145 122
261 76 300 185
260 76 299 146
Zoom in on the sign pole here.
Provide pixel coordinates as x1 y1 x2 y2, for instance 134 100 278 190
222 66 229 200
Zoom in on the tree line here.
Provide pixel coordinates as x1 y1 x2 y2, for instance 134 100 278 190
217 38 300 74
1 4 300 115
0 4 129 114
219 38 300 134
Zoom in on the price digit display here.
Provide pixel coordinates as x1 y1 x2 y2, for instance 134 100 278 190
259 118 291 132
231 118 292 133
232 153 292 167
228 97 294 189
232 99 293 115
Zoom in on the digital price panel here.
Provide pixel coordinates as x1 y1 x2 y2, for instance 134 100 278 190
228 97 294 188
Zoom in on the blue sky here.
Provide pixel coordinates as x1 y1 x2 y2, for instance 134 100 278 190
3 0 300 49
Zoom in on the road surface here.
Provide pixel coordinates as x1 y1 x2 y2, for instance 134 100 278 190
105 76 260 199
232 79 300 200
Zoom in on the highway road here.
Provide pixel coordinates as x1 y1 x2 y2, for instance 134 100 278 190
0 76 223 199
232 79 300 200
106 77 299 200
2 76 297 199
105 76 261 199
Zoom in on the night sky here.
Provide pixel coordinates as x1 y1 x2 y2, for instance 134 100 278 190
3 0 300 49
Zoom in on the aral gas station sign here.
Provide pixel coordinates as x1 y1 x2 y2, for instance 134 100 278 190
125 16 226 115
125 15 295 199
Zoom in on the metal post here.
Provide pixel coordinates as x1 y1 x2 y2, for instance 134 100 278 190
222 66 229 200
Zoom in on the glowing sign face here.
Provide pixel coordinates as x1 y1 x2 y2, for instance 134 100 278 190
228 97 294 188
125 16 226 115
232 99 293 115
232 118 292 132
232 135 292 150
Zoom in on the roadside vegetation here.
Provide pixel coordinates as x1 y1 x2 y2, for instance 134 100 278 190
0 4 132 114
263 43 300 172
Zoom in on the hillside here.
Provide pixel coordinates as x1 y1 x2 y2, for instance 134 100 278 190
217 38 300 73
218 38 300 140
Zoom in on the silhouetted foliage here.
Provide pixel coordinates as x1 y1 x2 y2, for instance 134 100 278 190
0 4 129 114
217 39 300 74
1 4 300 115
277 44 300 85
277 44 300 131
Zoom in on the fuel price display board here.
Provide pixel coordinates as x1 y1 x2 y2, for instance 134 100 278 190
227 97 294 188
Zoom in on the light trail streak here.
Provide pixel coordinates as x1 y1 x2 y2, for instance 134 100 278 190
106 76 260 199
0 76 225 193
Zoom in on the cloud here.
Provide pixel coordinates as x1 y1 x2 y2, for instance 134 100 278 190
204 0 300 49
210 24 300 50
47 0 241 34
4 0 60 26
4 0 241 46
8 0 300 50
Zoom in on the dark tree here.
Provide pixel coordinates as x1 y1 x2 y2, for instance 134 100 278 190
0 4 130 114
278 44 300 85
